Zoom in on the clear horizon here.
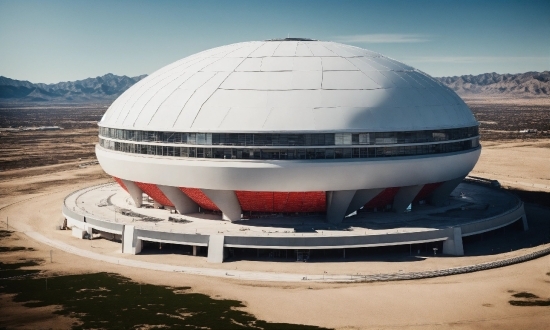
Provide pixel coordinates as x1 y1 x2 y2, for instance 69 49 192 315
1 0 549 84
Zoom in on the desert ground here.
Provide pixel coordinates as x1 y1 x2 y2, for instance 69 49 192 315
0 98 549 329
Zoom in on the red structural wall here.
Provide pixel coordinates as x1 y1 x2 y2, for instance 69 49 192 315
179 188 220 211
134 182 174 207
413 182 442 203
364 187 400 209
235 191 326 213
113 177 128 192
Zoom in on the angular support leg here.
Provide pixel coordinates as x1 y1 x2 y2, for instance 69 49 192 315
346 188 385 214
392 185 424 213
326 190 356 224
201 189 242 221
158 185 199 214
121 179 143 207
427 176 466 206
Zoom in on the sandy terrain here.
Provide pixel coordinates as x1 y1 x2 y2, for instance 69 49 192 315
1 99 549 329
1 152 549 329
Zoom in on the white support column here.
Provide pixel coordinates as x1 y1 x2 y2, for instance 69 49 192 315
122 225 142 254
207 235 225 263
192 245 197 256
346 188 385 214
428 176 465 206
157 185 199 214
392 185 424 213
201 189 242 221
442 227 464 256
121 179 143 207
326 190 356 224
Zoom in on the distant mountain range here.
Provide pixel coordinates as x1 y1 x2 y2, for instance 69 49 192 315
0 73 146 104
0 71 548 104
435 71 549 97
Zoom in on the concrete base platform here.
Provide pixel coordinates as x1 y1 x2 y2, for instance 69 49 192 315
62 182 527 263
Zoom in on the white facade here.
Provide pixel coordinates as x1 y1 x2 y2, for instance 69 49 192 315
96 39 480 223
99 40 477 133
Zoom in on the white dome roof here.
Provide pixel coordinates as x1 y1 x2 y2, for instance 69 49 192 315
100 40 477 132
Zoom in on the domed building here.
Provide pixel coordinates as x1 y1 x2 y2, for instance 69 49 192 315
96 38 480 223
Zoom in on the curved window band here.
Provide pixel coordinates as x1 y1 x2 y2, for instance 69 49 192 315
99 137 480 160
98 126 479 147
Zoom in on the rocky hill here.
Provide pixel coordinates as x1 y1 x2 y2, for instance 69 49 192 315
1 71 548 105
436 71 549 97
0 73 146 104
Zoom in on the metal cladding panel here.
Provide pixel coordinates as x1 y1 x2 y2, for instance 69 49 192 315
248 42 280 57
174 72 231 129
321 57 358 71
305 43 337 56
361 57 392 71
99 40 478 132
292 71 322 89
224 42 262 57
272 41 298 56
294 43 314 56
261 57 295 71
218 106 272 130
360 70 395 88
345 57 380 72
397 71 426 89
147 89 194 129
380 71 411 88
322 71 380 90
235 58 263 71
293 57 322 71
134 182 174 207
179 188 219 211
191 107 231 130
137 73 196 127
266 90 323 108
319 89 390 108
262 107 316 131
204 90 267 108
372 57 411 71
221 72 293 90
139 72 217 128
415 88 445 106
321 43 364 57
201 57 245 72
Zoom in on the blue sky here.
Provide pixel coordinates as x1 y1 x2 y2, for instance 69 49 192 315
1 0 548 83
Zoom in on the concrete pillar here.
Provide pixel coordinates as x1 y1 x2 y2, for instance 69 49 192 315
326 190 356 224
392 185 424 213
85 224 93 238
71 227 86 239
207 235 225 263
442 227 464 256
201 189 242 221
121 179 143 207
427 176 465 206
346 188 385 214
158 185 199 214
122 225 142 254
192 245 197 256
